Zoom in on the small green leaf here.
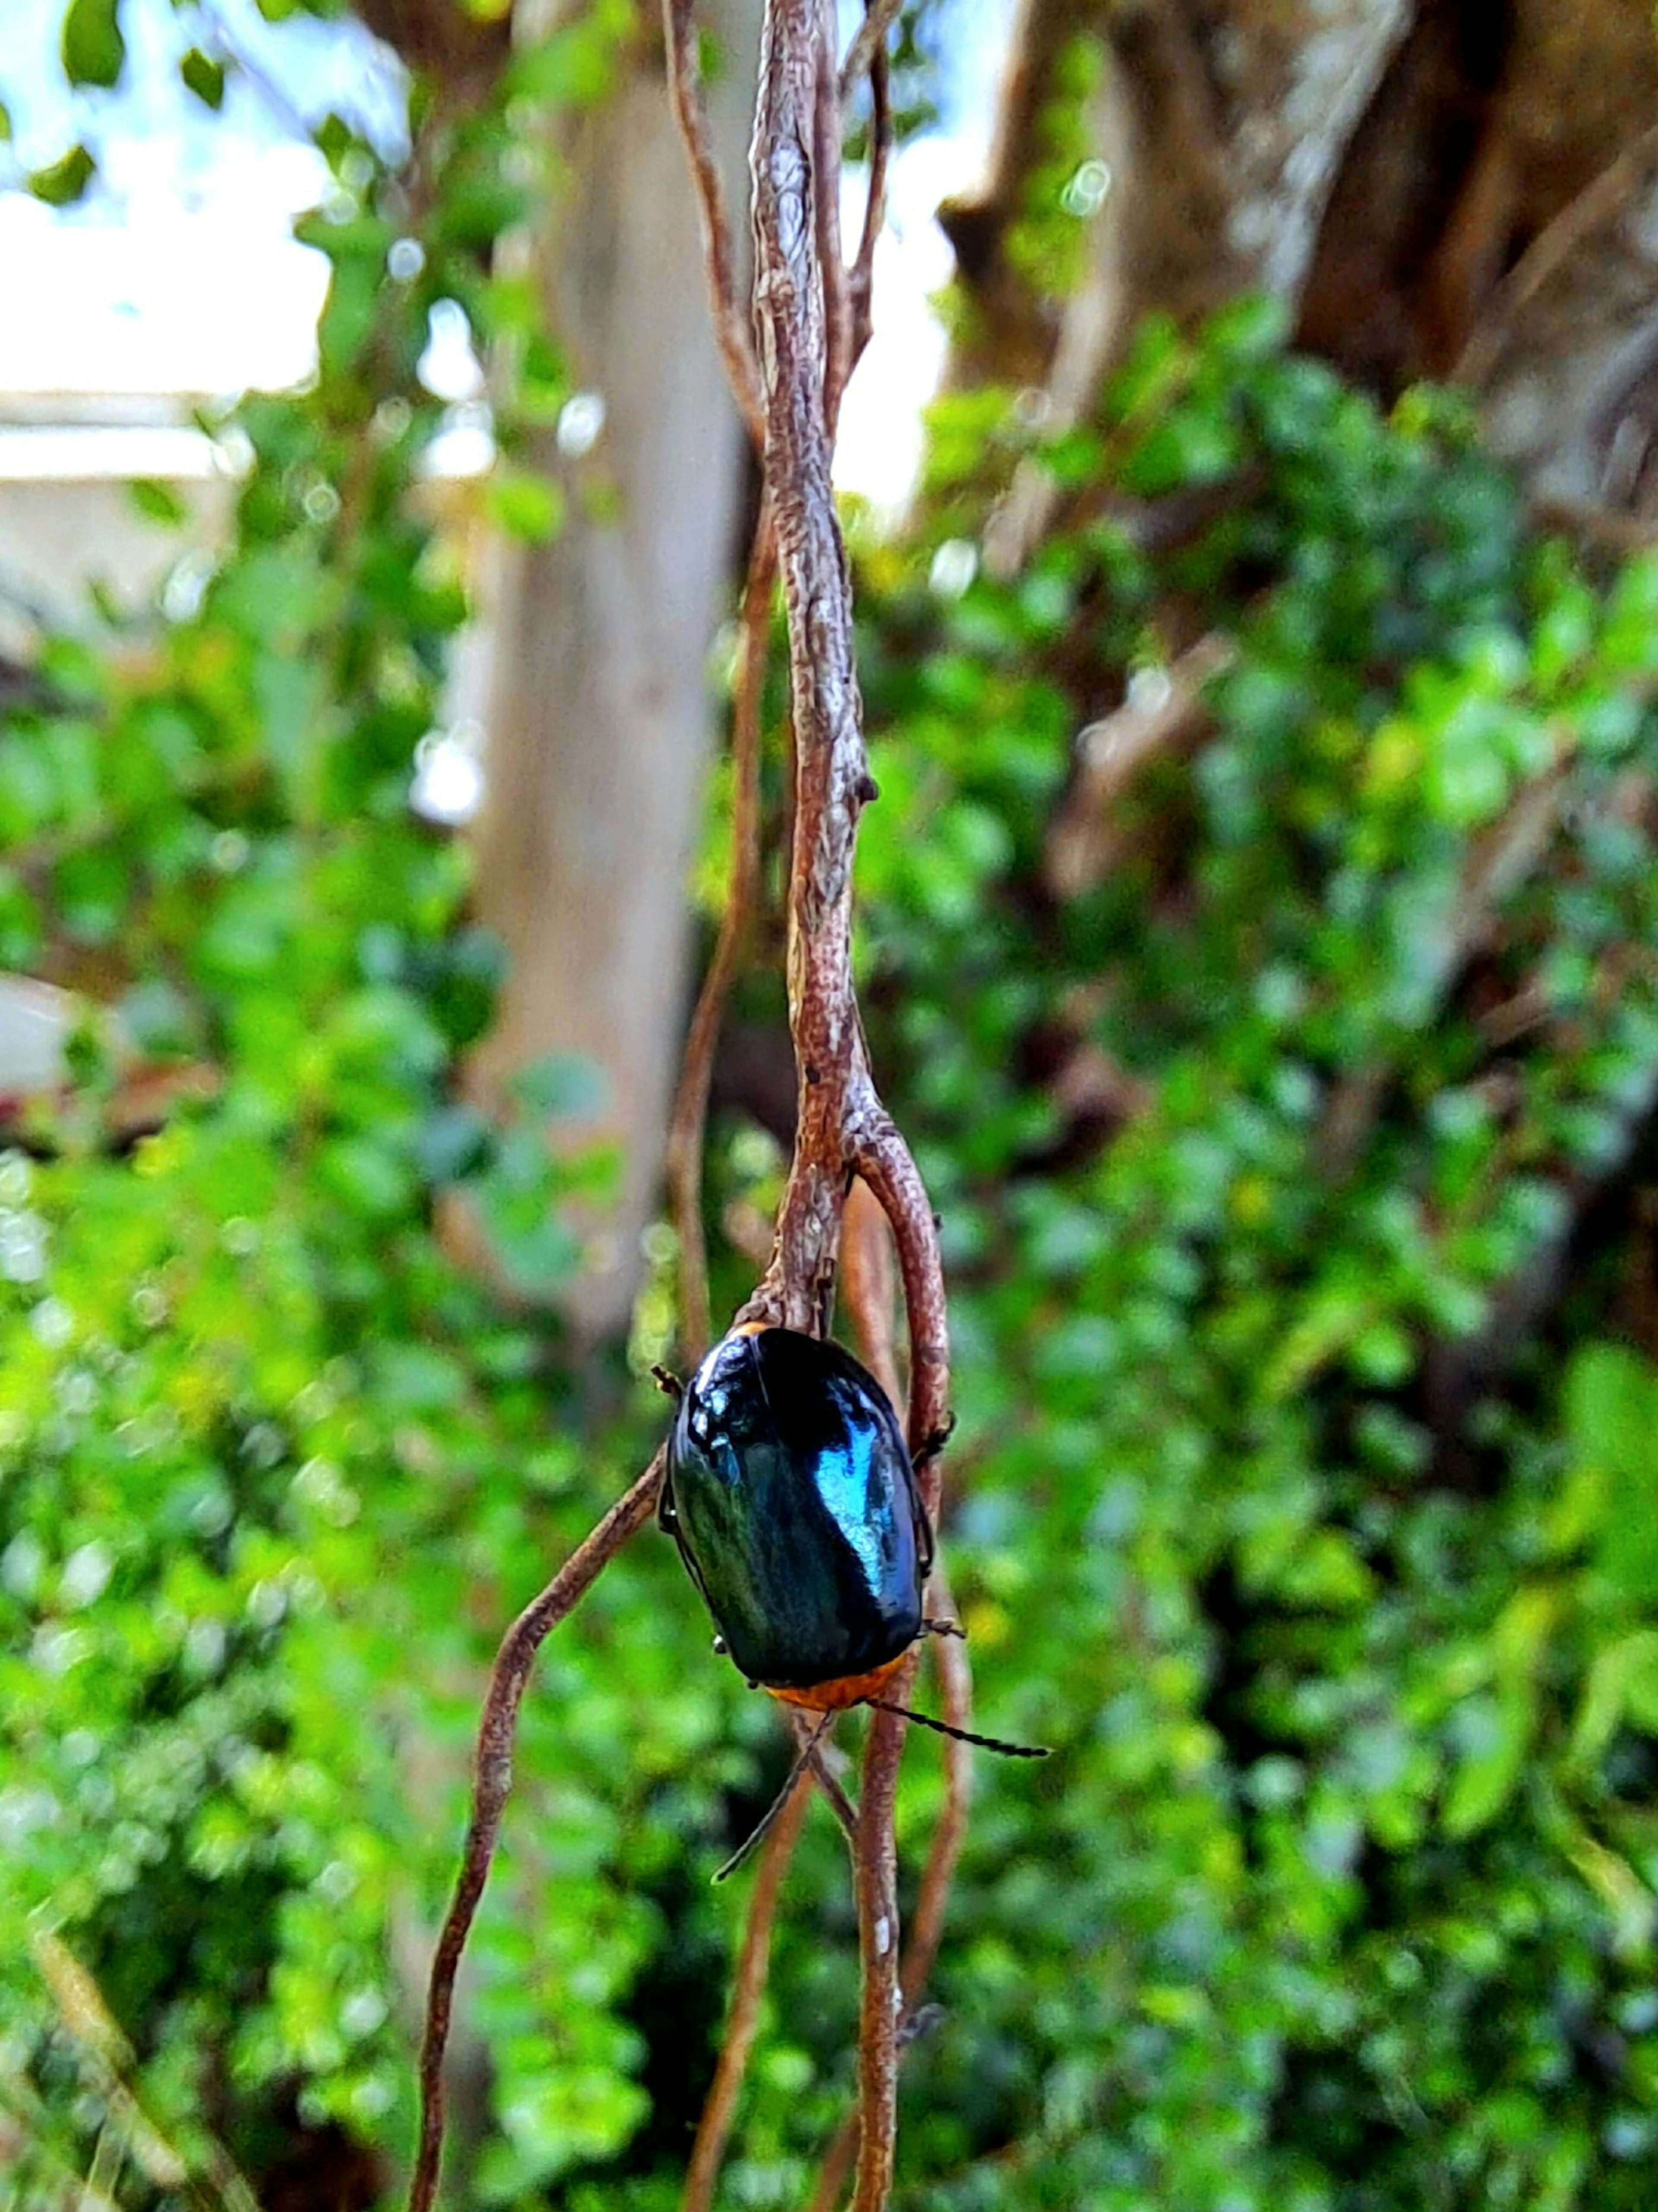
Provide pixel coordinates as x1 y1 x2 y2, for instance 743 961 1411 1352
180 47 226 109
61 0 126 88
28 144 96 206
130 478 189 527
1443 1685 1533 1838
0 101 13 142
488 471 564 543
1572 1630 1658 1772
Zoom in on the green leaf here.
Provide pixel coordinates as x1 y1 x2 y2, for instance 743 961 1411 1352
0 100 13 142
1566 1345 1658 1600
130 478 189 527
1443 1685 1532 1838
180 46 226 108
1571 1630 1658 1772
28 144 96 206
488 471 564 543
61 0 126 88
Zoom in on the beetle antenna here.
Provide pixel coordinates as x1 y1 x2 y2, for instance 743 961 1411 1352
864 1698 1049 1759
712 1711 835 1883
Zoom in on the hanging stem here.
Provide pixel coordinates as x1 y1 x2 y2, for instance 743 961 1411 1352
666 507 777 1359
408 1457 662 2212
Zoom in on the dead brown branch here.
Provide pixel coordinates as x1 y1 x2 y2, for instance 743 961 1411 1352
810 1187 976 2212
837 0 901 105
415 2 943 2204
680 1744 815 2212
829 1 893 423
1456 124 1658 389
807 1607 972 2212
731 3 951 2203
408 1456 662 2212
1044 635 1237 899
667 508 778 1358
662 0 767 452
734 0 873 1342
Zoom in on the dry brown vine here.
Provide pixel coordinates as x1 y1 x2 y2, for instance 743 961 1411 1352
410 2 943 2206
665 507 776 1361
409 1458 662 2212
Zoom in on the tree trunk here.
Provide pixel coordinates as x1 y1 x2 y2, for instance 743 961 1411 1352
464 0 762 1340
947 0 1658 546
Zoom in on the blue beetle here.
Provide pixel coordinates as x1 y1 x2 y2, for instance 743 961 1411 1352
659 1323 933 1713
658 1325 1046 1876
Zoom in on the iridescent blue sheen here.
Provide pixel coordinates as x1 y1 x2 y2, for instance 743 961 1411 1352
661 1328 929 1691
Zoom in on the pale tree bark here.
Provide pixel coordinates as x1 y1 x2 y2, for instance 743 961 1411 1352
948 0 1658 567
463 0 764 1340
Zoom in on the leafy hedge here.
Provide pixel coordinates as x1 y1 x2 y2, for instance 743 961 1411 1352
5 20 1658 2212
817 306 1658 2210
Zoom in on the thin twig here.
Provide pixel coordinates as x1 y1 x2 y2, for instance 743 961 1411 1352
836 0 902 105
839 1174 903 1407
903 1582 973 2006
813 1185 973 2212
32 1931 257 2212
680 1734 815 2212
738 4 954 2202
816 0 853 430
848 1094 949 1482
850 1681 911 2212
810 1579 973 2212
409 1456 663 2212
1456 124 1658 389
1044 635 1236 899
840 35 890 396
662 0 767 450
810 1737 862 1842
666 507 778 1359
736 0 876 1342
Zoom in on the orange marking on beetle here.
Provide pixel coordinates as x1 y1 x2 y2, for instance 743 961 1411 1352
730 1319 771 1338
766 1653 910 1713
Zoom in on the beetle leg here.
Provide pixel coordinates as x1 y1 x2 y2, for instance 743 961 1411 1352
922 1616 967 1641
911 1411 957 1473
912 1490 937 1578
656 1470 679 1534
650 1364 684 1400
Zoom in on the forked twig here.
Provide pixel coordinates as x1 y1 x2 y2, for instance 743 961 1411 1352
729 2 952 2200
667 0 893 1362
413 0 937 2203
666 507 778 1358
680 1721 816 2212
842 30 890 389
808 1590 972 2212
409 1457 663 2212
663 0 766 451
839 1173 974 1989
837 0 902 105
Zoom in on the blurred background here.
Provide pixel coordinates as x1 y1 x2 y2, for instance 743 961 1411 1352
6 2 1658 2207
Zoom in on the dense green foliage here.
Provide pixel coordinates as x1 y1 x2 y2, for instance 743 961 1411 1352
7 10 1658 2212
833 307 1658 2209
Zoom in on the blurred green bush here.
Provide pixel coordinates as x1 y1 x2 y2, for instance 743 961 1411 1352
4 48 1658 2212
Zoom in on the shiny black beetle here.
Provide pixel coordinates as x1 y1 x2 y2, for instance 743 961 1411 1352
658 1325 1047 1819
659 1323 933 1713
